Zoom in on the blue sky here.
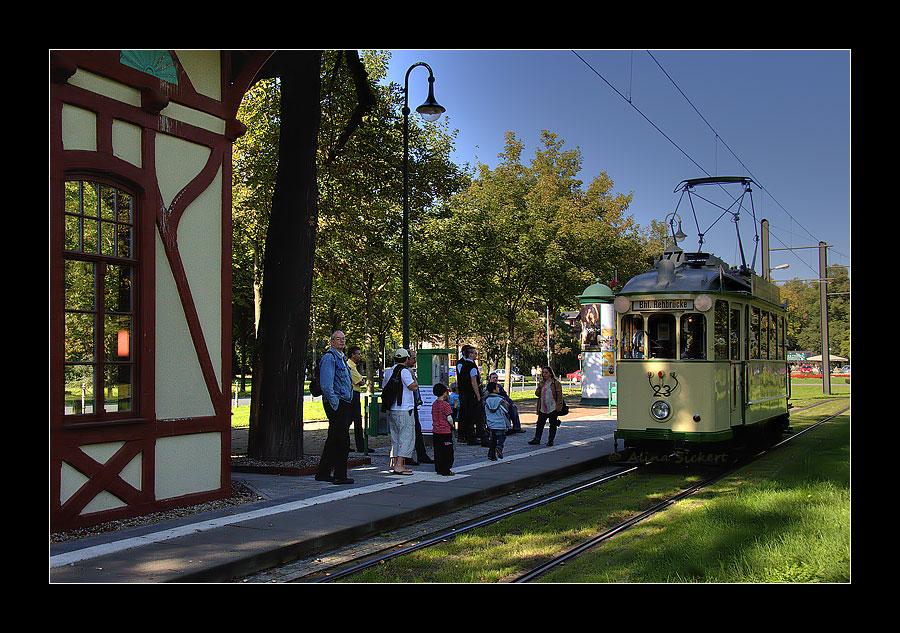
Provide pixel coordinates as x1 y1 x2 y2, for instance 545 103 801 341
383 49 851 283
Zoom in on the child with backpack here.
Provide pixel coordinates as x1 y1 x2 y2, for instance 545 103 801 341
483 382 510 460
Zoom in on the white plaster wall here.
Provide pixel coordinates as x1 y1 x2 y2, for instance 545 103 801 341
175 50 222 101
154 229 215 420
177 167 223 388
155 433 221 499
61 104 96 151
153 133 221 420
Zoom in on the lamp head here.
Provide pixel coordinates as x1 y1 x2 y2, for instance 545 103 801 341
416 76 445 122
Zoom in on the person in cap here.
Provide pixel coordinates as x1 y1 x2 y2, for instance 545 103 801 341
382 348 418 475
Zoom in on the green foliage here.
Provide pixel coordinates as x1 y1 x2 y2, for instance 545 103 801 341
232 51 467 383
414 130 658 374
780 264 850 360
231 51 665 383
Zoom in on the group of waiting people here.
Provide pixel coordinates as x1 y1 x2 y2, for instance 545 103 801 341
454 345 566 453
314 332 567 484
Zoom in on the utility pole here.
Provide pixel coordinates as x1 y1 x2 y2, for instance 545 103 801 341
769 240 834 395
819 241 831 395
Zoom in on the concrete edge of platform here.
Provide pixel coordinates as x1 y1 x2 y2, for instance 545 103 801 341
170 453 612 583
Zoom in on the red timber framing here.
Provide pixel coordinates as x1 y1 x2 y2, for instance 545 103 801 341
50 50 274 531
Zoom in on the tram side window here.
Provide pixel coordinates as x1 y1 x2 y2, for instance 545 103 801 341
714 300 729 360
772 314 780 360
761 311 769 359
730 307 741 360
750 307 760 359
778 316 786 360
648 313 675 359
768 312 776 360
620 315 645 358
680 313 706 359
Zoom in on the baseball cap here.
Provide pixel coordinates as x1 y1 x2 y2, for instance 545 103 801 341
393 348 410 359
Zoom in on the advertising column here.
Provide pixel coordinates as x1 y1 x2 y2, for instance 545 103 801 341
578 281 615 405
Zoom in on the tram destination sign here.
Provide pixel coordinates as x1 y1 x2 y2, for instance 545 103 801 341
633 299 693 311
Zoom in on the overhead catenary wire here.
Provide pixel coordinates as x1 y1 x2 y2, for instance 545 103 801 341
571 50 847 272
645 51 838 262
571 50 712 180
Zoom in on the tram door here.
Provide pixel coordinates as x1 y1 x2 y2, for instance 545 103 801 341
730 304 744 427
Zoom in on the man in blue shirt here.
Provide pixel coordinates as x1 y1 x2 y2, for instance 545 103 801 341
315 331 355 484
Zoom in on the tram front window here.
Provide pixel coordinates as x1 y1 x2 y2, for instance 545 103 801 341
647 314 676 359
620 315 645 358
680 313 706 359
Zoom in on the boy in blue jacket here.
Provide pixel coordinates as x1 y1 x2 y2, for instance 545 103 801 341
483 382 510 460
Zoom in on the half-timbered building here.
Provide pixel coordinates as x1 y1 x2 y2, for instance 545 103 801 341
50 50 273 531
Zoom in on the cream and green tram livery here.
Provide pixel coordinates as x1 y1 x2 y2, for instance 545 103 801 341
613 248 790 454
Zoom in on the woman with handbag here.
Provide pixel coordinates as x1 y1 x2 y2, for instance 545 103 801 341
528 366 565 447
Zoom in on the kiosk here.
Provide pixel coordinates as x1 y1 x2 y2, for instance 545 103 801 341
578 280 615 405
413 348 455 433
366 348 456 437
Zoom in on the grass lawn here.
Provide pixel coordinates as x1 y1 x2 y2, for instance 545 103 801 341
229 384 580 428
541 402 850 582
340 382 850 583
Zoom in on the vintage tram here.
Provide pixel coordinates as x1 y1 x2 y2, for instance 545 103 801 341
613 179 790 456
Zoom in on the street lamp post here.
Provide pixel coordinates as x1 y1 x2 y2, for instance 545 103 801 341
664 211 688 247
402 62 445 349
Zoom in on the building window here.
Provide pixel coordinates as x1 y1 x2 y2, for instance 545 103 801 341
63 180 137 420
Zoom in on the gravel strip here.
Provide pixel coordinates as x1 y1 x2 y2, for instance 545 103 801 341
50 479 261 544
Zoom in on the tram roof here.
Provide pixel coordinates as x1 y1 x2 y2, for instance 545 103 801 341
619 251 761 297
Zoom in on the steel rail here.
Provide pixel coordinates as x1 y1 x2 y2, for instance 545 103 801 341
298 402 846 583
308 465 640 583
512 406 848 583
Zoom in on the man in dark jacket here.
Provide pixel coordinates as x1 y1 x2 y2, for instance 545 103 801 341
456 345 487 446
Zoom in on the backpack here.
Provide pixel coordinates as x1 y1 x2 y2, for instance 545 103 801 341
380 365 406 413
308 356 324 397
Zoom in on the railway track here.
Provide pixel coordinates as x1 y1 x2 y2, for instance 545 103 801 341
512 404 849 583
238 402 846 583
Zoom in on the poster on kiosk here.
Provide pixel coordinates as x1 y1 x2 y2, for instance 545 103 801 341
413 349 455 433
578 281 615 405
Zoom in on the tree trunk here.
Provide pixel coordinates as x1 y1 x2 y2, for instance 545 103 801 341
545 298 559 373
504 313 515 392
364 272 375 396
253 244 262 334
248 51 322 461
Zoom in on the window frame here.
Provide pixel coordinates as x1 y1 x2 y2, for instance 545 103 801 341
61 176 142 426
679 312 707 360
647 313 676 359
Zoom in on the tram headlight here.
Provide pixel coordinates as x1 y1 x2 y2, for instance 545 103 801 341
695 294 713 311
650 400 671 421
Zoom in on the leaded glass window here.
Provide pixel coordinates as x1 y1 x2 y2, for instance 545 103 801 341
63 180 137 419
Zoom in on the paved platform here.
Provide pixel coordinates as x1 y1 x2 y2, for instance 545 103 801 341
50 404 618 583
